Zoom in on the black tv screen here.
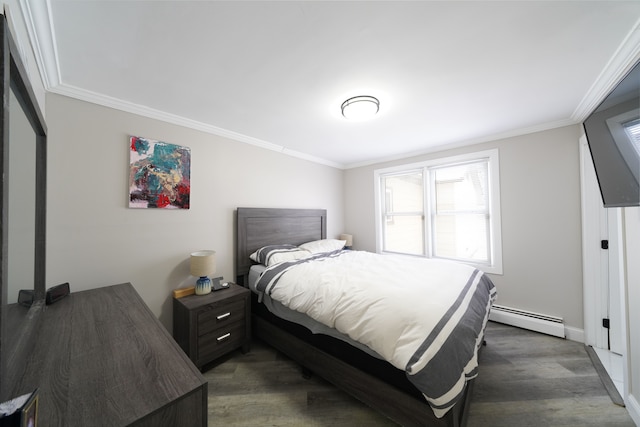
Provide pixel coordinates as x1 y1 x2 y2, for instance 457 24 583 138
583 61 640 208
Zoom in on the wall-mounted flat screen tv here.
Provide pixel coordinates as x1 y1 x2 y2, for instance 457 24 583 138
583 61 640 208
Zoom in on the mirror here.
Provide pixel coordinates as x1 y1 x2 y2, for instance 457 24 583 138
583 61 640 207
7 87 37 303
0 13 47 400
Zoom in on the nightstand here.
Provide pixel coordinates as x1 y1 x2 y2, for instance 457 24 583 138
173 282 251 370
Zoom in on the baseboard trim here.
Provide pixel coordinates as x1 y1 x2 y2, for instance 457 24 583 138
564 325 585 343
627 394 640 426
489 305 565 338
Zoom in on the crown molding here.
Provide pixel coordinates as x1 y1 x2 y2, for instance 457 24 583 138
343 118 577 170
572 18 640 122
50 82 345 169
20 0 59 90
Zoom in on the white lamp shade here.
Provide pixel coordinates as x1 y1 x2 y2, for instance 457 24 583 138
339 234 353 247
190 250 216 277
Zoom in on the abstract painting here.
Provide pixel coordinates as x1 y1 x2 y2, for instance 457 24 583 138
129 136 191 209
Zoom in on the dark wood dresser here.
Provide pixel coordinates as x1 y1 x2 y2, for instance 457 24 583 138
7 283 207 426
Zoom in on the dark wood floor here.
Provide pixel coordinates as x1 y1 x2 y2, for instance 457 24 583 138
203 321 636 426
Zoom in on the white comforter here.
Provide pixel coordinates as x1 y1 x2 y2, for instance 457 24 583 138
255 250 497 417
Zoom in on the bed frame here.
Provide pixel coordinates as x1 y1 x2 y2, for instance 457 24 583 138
235 207 473 427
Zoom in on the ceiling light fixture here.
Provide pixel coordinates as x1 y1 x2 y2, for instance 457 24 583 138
341 95 379 120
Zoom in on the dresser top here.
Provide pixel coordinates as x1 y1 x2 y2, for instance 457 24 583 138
12 283 207 426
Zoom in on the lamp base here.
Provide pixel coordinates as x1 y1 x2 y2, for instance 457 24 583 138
195 276 212 295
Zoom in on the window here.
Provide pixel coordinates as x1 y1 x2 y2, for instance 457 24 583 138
623 117 640 157
374 149 502 274
606 109 640 184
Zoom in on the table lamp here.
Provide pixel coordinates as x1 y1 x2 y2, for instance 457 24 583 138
339 234 353 249
190 250 216 295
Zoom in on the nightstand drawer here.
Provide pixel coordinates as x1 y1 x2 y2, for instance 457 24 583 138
198 320 246 362
197 300 245 336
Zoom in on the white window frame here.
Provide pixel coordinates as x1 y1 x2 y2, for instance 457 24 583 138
374 149 503 275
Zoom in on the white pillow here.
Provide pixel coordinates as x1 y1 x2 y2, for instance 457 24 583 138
249 244 311 266
299 239 346 254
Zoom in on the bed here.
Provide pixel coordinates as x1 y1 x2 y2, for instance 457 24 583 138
235 207 495 427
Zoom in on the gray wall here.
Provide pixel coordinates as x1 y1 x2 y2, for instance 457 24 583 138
345 125 585 331
46 93 345 331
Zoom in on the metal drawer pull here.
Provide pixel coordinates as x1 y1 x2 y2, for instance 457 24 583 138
217 312 231 320
217 333 231 342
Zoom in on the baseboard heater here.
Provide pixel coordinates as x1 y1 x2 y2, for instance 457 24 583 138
489 305 565 338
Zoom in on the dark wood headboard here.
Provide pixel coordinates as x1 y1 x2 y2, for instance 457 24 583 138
235 208 327 285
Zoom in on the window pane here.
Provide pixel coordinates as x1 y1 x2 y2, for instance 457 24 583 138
434 162 488 212
384 214 424 255
383 172 423 213
433 213 488 262
382 171 424 255
432 161 490 264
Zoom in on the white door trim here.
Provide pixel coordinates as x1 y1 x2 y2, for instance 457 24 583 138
580 135 630 403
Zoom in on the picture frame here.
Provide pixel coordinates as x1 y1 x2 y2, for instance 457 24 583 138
20 391 37 427
129 136 191 209
0 389 38 427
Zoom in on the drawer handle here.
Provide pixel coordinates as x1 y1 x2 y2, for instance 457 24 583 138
217 333 231 342
217 312 231 320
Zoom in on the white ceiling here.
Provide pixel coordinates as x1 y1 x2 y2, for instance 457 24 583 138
27 1 640 168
